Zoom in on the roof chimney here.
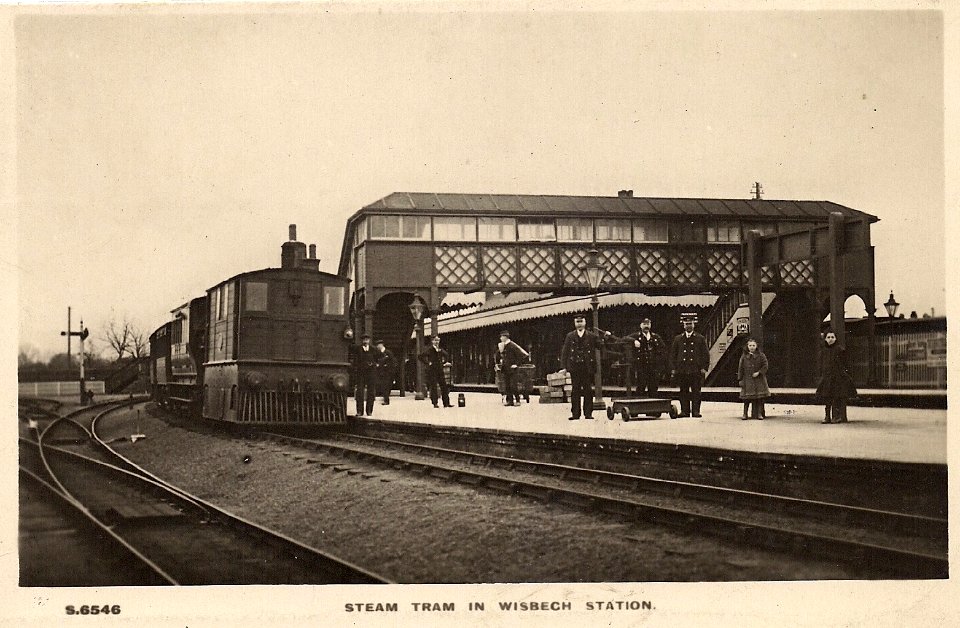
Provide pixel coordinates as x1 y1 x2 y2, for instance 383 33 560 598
618 190 634 198
308 244 317 259
281 224 307 269
300 243 320 271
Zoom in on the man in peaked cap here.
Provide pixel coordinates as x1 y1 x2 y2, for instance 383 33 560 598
350 334 378 416
669 312 710 417
560 314 603 420
622 317 668 397
418 335 453 408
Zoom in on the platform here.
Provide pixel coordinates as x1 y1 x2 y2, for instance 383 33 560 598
354 392 946 465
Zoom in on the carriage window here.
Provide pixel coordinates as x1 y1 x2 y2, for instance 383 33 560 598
517 219 556 241
557 218 594 242
478 217 516 241
324 286 345 315
596 219 631 242
433 217 477 241
633 219 668 243
245 282 268 311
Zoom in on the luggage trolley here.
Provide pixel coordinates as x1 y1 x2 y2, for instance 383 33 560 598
606 397 681 421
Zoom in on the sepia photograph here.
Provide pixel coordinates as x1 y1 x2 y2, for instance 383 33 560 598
3 1 957 626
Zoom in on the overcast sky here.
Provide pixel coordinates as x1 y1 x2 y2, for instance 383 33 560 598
13 7 946 359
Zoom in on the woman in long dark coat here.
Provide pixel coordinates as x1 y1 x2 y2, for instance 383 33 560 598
738 338 770 420
815 329 858 424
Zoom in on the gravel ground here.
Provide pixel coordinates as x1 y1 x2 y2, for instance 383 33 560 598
317 434 945 557
108 405 862 583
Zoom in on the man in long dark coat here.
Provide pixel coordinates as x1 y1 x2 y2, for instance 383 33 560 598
560 314 601 421
622 317 668 397
418 335 452 408
350 334 378 416
669 313 710 417
373 339 395 405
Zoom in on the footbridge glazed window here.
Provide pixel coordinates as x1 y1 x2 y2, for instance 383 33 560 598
478 217 516 241
633 219 669 243
369 215 431 240
707 222 742 243
433 217 477 241
596 219 631 242
557 218 594 242
517 218 556 242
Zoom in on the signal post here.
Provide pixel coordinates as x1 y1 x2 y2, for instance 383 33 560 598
60 306 90 405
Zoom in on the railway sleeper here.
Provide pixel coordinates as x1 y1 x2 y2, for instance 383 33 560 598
457 474 484 487
429 468 457 481
484 478 517 493
514 484 553 501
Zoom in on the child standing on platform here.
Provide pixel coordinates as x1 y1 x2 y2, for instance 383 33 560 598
816 329 857 424
738 338 770 420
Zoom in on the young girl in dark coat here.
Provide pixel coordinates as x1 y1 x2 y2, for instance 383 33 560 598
815 329 858 424
738 338 770 420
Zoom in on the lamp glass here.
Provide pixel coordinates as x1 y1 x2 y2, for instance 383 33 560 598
408 298 426 321
582 249 606 290
883 292 899 318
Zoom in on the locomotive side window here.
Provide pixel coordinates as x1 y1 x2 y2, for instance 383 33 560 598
323 286 345 316
245 282 268 311
216 285 228 320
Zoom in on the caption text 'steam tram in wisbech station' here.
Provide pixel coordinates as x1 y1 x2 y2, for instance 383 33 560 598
149 225 353 426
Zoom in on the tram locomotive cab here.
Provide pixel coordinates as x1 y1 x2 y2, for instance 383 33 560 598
200 226 352 426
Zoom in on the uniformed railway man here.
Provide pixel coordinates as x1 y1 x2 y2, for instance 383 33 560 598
559 314 602 421
669 313 710 417
351 334 378 416
419 335 453 408
615 317 668 397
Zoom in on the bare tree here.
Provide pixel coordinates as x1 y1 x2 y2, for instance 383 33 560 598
18 343 41 368
102 315 132 361
130 324 149 359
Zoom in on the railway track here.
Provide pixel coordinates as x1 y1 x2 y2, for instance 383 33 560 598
258 430 948 580
20 403 391 586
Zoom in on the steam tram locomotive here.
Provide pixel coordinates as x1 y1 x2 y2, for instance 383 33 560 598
149 225 353 426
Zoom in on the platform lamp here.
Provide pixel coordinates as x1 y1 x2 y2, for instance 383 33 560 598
883 291 900 319
408 296 427 401
581 249 607 405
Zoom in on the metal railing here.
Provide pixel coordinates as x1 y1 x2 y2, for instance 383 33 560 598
237 390 347 424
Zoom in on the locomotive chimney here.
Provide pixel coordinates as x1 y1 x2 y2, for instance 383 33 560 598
300 243 320 271
281 224 308 269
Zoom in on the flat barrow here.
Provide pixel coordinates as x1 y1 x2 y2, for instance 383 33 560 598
606 397 680 421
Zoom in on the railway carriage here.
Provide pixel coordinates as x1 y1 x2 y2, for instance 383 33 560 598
150 225 353 426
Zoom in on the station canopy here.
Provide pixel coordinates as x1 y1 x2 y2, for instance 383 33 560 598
429 292 718 334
